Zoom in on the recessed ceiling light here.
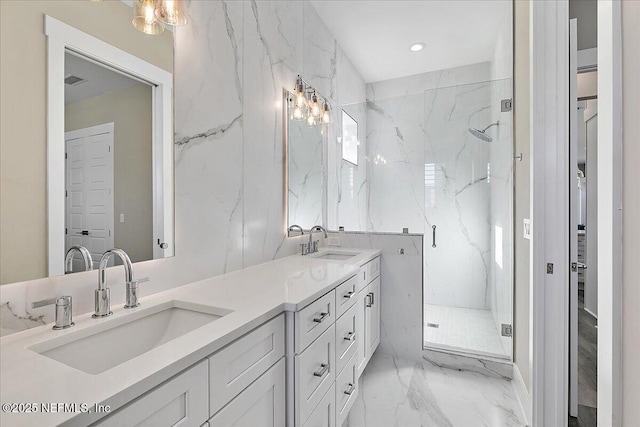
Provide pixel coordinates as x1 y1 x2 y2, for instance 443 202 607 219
410 42 426 52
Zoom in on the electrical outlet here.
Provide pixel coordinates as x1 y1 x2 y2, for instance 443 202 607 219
120 213 125 223
327 237 341 246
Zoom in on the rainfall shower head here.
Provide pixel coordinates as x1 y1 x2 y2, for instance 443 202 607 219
468 121 499 142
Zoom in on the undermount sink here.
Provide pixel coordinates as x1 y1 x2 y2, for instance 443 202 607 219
28 301 232 374
313 251 359 261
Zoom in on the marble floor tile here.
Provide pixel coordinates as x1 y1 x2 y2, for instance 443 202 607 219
346 352 525 427
423 304 508 358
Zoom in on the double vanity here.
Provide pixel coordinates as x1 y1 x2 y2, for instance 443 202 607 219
0 248 381 427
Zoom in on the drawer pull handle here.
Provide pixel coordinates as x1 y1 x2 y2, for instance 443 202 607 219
366 292 374 308
313 312 329 323
344 331 356 341
314 363 330 377
343 291 355 299
344 383 355 395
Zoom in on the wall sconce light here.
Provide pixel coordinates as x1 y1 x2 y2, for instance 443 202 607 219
129 0 191 35
321 102 331 124
132 0 165 35
291 76 331 127
155 0 190 26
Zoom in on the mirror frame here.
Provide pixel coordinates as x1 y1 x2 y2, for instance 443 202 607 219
45 16 174 276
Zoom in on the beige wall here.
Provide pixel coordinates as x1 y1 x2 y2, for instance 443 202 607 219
622 1 640 424
65 84 153 264
514 0 531 392
0 0 172 284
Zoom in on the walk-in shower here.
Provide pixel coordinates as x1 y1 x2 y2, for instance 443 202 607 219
337 76 515 361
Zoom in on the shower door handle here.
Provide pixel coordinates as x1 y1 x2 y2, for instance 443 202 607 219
432 225 437 248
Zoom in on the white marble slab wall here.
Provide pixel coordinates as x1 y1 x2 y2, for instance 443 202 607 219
329 232 424 363
364 64 495 310
1 0 367 336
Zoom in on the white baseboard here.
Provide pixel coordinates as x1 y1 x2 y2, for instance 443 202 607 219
512 364 532 426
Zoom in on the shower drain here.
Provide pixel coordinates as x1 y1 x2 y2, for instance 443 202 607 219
426 323 439 328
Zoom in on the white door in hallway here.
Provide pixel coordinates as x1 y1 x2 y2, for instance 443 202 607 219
65 123 114 270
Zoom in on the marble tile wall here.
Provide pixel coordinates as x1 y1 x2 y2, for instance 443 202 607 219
0 0 367 336
329 232 424 363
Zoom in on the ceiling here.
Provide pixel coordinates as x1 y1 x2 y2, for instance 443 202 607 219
65 53 145 105
309 0 511 83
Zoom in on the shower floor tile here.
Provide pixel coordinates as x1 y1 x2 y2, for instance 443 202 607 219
423 304 508 358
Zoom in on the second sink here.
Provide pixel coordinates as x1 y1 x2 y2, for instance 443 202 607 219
29 301 232 374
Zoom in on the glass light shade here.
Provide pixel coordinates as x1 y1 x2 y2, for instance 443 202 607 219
307 113 317 127
132 0 165 35
309 92 321 118
155 0 190 26
292 106 305 121
322 102 331 124
294 77 307 108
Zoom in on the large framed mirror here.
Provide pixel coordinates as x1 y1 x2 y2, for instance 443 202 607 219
284 86 328 235
46 16 174 276
0 1 174 284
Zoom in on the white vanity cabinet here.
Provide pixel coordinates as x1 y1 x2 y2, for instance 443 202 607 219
289 256 380 427
356 256 381 377
94 314 286 427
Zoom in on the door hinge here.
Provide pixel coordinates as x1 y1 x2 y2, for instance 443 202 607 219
108 145 111 152
109 230 111 237
65 228 67 235
501 98 513 112
501 324 513 337
65 152 68 159
65 190 68 197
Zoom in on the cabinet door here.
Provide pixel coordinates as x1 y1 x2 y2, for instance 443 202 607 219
303 384 336 427
355 288 367 377
365 277 381 359
209 358 285 427
95 360 208 427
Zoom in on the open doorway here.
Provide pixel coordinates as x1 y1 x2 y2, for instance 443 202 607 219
568 2 598 425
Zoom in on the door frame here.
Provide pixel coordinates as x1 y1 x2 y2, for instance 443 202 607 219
45 16 174 276
530 2 570 425
595 1 623 425
531 1 623 426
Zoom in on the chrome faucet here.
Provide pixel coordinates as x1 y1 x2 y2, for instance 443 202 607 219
64 245 93 274
308 225 328 254
288 224 304 237
93 248 132 318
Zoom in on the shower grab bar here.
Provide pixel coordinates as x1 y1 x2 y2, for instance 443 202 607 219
432 225 437 248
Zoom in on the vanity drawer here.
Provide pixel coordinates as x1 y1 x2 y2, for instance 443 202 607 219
335 275 358 318
335 303 358 375
303 384 336 427
209 314 285 416
295 324 336 426
357 256 380 291
335 353 358 427
95 360 208 427
295 290 336 353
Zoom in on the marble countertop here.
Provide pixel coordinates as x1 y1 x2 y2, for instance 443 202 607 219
0 248 380 427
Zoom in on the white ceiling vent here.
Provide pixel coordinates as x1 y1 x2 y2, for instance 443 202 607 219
64 75 87 86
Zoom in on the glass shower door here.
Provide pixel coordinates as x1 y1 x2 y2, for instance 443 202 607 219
422 79 513 360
